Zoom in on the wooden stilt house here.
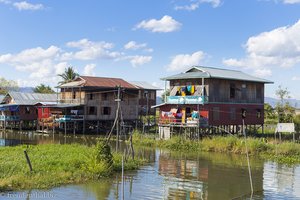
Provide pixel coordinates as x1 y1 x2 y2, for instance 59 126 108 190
154 66 273 138
0 92 57 130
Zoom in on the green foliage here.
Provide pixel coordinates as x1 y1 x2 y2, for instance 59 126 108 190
275 85 295 123
264 103 276 123
57 66 79 85
294 114 300 133
133 133 300 164
0 143 144 191
161 89 170 103
34 84 55 94
0 77 19 95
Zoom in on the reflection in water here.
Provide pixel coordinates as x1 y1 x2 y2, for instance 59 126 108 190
263 162 300 199
1 131 300 199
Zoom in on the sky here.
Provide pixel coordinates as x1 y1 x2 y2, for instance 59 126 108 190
0 0 300 98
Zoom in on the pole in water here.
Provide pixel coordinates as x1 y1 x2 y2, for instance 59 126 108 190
122 154 124 200
243 119 254 197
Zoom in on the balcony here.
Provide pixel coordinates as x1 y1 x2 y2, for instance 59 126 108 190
0 115 20 121
166 96 208 105
55 115 84 122
58 99 85 105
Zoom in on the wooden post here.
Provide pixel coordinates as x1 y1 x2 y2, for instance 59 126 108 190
24 150 33 172
73 121 76 136
97 120 99 135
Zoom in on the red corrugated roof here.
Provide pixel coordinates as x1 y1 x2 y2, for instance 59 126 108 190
80 76 137 89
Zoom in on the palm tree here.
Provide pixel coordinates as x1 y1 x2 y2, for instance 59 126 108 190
34 84 55 94
57 66 79 85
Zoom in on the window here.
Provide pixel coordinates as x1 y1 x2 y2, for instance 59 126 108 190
102 107 111 115
89 93 94 100
230 107 236 120
230 83 235 99
73 91 76 99
212 107 220 121
88 106 97 115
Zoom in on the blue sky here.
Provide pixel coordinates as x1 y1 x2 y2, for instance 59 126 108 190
0 0 300 98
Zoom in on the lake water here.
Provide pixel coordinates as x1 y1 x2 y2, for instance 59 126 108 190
1 131 300 200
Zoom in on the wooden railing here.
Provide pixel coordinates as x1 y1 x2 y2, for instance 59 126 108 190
0 115 20 121
166 96 208 104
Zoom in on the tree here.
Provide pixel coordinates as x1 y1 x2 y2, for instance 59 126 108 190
275 85 295 123
264 103 277 124
57 66 79 85
161 89 170 103
34 84 55 94
0 77 19 95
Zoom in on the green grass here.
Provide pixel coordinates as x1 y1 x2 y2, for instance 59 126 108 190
133 132 300 165
0 143 145 192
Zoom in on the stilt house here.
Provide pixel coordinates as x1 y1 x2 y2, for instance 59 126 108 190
38 76 158 133
0 92 57 130
155 66 273 137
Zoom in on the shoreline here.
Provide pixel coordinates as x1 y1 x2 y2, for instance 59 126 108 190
132 133 300 165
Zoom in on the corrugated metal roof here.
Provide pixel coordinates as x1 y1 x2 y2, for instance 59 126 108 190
59 76 137 89
129 81 161 90
162 66 273 83
0 95 4 103
6 92 57 105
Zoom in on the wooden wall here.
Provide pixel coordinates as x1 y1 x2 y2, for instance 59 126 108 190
169 78 264 104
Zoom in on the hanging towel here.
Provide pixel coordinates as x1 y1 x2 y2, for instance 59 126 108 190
181 91 186 96
187 85 192 92
191 85 195 94
181 86 186 92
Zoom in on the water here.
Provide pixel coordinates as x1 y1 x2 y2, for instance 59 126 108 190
1 131 300 199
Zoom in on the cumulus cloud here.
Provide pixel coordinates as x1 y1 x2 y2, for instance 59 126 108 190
83 64 96 76
223 19 300 77
129 56 152 67
292 76 300 81
0 38 155 85
282 0 300 4
134 15 181 33
167 51 206 71
174 0 221 11
13 1 44 11
124 41 147 50
63 38 121 60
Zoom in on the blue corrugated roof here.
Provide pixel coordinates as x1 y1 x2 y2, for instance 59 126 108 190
1 92 57 105
161 66 273 83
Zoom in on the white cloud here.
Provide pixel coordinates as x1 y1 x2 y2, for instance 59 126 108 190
0 0 11 5
254 69 272 77
0 38 154 85
292 76 300 81
282 0 300 4
63 38 121 60
129 56 152 67
167 51 206 71
13 1 44 11
175 0 221 11
83 64 96 76
134 15 181 33
223 19 300 77
124 41 147 50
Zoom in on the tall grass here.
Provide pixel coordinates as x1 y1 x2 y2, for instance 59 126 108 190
0 143 145 191
133 133 300 164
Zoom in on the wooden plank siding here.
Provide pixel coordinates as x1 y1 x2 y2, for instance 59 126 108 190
169 78 264 104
